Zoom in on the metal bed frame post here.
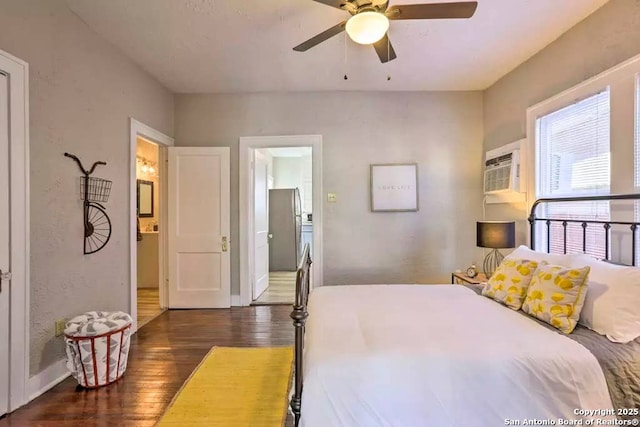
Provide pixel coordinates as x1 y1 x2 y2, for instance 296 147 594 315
528 193 640 264
290 244 311 427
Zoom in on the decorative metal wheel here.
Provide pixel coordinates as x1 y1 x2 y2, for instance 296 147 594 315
84 203 112 255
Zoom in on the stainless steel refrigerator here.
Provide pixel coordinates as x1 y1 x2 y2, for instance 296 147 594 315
269 188 301 271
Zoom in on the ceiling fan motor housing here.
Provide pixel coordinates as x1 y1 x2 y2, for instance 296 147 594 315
341 0 389 15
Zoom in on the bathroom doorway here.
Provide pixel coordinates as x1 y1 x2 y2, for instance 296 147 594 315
136 137 164 326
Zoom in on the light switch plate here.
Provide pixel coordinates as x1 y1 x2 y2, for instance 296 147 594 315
327 193 337 203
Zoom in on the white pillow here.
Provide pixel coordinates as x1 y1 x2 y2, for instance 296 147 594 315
568 253 640 343
506 245 572 266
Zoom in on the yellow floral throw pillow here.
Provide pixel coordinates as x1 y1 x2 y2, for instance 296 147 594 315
521 262 590 334
481 258 538 310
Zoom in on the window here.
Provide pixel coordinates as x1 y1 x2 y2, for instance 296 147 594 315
636 75 640 188
527 55 640 264
535 89 611 258
635 75 640 264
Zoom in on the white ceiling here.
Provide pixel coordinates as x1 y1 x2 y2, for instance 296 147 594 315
66 0 609 93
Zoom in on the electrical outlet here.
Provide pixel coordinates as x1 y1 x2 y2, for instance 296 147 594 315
327 193 337 203
55 319 66 337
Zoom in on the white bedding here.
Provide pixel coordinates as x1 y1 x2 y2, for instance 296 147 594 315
300 284 614 427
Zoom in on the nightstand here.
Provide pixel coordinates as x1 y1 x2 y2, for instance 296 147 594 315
451 271 488 285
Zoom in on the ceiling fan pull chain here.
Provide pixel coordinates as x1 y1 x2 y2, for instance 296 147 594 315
343 31 348 80
386 27 391 81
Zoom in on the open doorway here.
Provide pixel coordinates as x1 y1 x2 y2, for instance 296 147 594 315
135 137 165 326
129 119 173 332
239 135 322 306
252 147 313 305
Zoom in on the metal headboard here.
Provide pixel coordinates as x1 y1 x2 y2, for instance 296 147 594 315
528 193 640 265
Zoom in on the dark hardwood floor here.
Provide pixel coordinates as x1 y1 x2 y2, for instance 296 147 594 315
0 306 294 427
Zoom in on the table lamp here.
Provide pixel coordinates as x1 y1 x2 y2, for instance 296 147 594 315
477 221 516 278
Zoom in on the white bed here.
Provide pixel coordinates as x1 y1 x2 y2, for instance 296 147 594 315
300 284 614 427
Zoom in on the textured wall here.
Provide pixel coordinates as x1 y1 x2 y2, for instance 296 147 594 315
483 0 640 242
175 91 484 295
0 0 174 376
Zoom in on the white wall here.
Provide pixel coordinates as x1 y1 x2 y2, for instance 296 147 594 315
273 157 302 190
483 0 640 245
175 91 484 294
0 0 174 376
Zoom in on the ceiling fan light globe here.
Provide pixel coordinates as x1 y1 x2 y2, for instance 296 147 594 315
345 11 389 45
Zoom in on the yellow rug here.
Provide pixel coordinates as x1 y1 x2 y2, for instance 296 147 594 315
157 346 294 427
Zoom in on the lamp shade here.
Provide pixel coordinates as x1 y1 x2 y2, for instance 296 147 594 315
345 11 389 45
476 221 515 249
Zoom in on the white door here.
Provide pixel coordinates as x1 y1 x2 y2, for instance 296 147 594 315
253 151 269 299
0 72 10 416
167 147 230 308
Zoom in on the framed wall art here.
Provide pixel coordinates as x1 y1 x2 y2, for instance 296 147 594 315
137 179 154 218
370 163 418 212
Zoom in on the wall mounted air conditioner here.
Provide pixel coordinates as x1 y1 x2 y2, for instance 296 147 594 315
484 150 519 194
484 140 526 203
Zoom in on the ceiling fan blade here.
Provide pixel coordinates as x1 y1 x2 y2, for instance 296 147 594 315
293 21 347 52
373 34 397 63
311 0 346 10
387 2 478 20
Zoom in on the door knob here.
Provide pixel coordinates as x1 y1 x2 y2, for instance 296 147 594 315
268 234 273 239
222 236 228 252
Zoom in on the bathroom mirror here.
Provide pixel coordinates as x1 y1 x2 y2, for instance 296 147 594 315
137 179 154 218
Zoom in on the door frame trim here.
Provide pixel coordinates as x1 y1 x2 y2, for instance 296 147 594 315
239 135 323 307
0 49 30 412
129 118 174 333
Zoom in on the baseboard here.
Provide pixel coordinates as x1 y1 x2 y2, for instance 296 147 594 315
28 359 70 401
231 294 242 307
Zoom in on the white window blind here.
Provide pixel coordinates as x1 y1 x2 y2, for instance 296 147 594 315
535 89 610 258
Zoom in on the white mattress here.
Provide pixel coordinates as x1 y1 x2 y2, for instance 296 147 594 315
300 284 614 427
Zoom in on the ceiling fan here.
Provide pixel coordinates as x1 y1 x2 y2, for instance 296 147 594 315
293 0 478 63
